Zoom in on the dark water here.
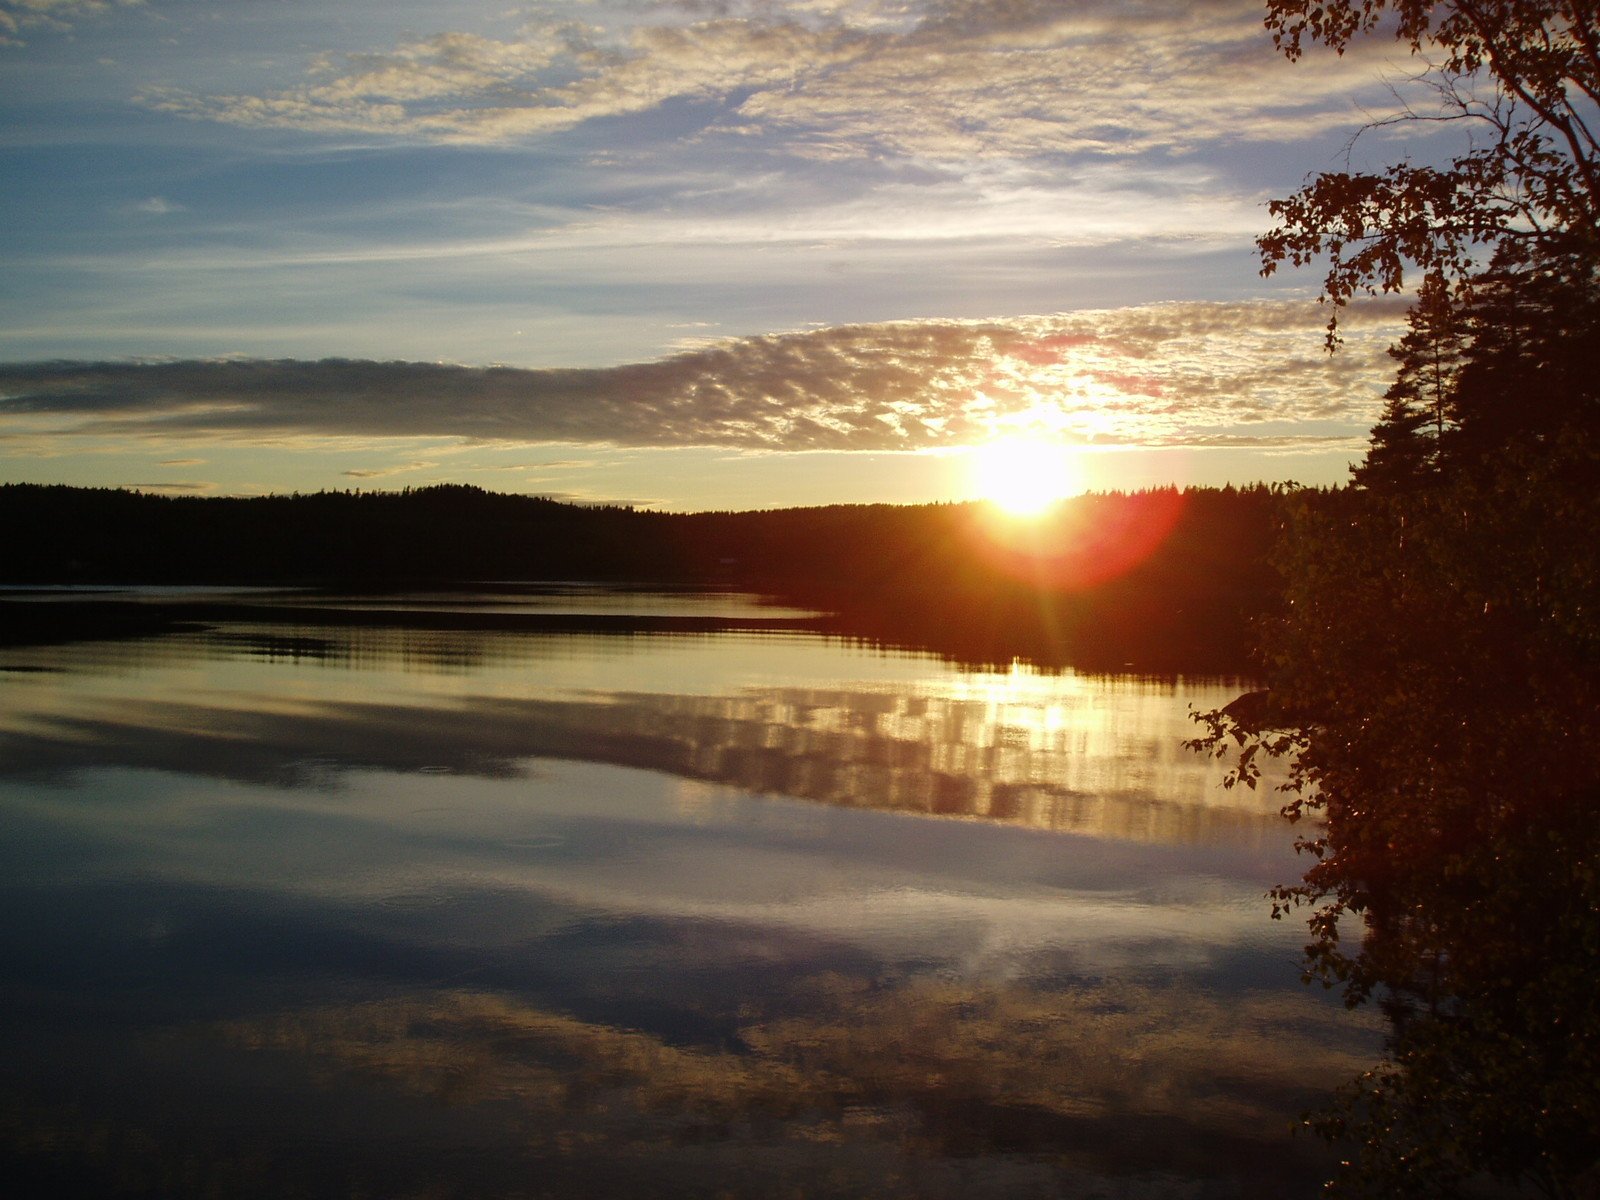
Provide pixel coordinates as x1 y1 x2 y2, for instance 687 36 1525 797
0 591 1378 1198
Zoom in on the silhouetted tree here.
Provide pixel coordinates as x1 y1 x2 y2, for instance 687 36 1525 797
1353 272 1466 490
1193 3 1600 1195
1258 0 1600 343
1352 394 1433 491
1446 237 1600 465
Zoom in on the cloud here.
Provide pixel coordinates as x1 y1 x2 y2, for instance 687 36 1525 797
139 0 1412 160
0 300 1404 457
142 15 871 146
61 159 1261 284
114 480 214 494
1 0 137 42
526 490 660 507
341 460 438 479
529 458 617 471
128 196 184 215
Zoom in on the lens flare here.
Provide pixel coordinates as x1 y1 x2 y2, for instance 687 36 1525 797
969 439 1081 516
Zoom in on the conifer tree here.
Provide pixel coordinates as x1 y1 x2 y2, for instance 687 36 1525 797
1352 393 1433 491
1447 238 1600 463
1353 272 1465 490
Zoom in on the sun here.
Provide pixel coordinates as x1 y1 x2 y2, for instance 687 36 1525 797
969 439 1081 516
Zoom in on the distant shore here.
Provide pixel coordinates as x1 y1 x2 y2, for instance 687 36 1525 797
0 483 1290 672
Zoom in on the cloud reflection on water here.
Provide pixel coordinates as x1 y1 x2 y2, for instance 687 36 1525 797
0 613 1364 1197
0 624 1279 845
197 978 1370 1193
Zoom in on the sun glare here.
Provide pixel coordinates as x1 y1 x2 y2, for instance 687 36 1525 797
969 439 1081 516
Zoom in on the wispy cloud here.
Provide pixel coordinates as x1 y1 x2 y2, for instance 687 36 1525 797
114 479 214 494
127 195 184 216
138 0 1406 160
55 161 1261 278
0 0 137 44
0 300 1404 455
341 460 438 479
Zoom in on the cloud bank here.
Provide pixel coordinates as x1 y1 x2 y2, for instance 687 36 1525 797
0 301 1402 455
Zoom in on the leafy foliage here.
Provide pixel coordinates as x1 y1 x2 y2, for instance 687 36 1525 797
1191 4 1600 1194
1259 0 1600 343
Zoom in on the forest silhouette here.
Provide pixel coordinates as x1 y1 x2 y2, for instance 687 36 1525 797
0 481 1284 673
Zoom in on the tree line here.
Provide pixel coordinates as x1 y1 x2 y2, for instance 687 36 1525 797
0 481 1288 672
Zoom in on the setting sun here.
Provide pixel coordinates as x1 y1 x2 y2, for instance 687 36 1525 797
969 439 1082 516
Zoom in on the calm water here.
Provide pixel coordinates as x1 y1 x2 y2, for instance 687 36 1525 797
0 591 1378 1198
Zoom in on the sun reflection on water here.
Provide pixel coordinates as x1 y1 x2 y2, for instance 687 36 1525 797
0 603 1369 1198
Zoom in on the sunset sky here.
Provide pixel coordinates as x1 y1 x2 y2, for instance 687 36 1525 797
0 0 1444 508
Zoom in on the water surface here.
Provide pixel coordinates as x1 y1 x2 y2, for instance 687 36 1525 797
0 592 1377 1198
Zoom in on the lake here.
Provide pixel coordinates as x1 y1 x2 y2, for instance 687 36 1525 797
0 588 1379 1198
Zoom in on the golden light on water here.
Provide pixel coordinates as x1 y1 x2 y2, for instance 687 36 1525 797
968 438 1082 516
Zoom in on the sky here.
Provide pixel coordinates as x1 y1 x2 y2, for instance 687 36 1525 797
0 0 1441 509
